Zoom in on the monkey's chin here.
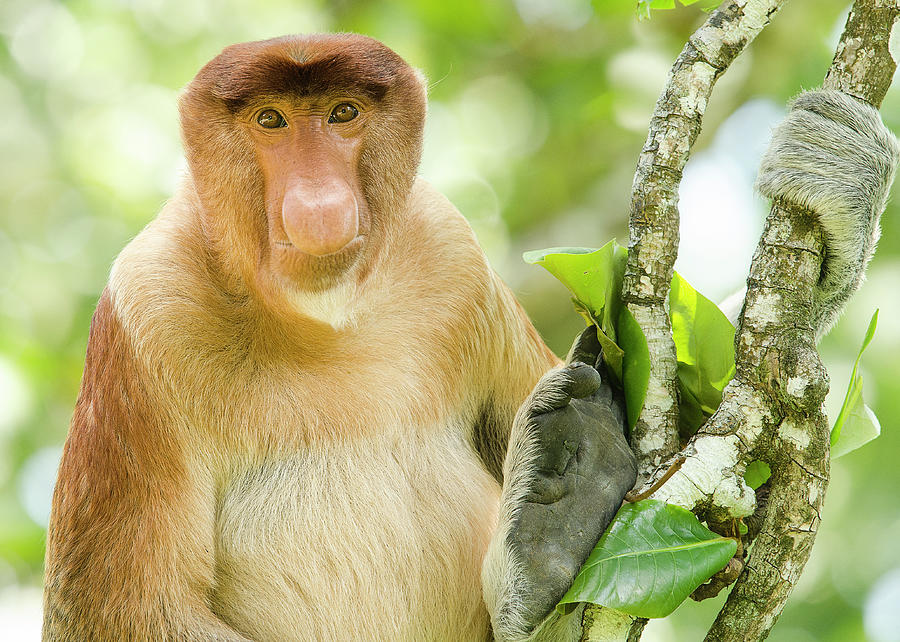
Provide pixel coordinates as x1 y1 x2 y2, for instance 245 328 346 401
270 235 365 293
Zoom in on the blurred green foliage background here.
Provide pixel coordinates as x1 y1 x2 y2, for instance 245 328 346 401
1 0 899 640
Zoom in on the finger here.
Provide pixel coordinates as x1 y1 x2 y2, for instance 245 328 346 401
565 325 602 368
565 362 602 400
529 362 602 414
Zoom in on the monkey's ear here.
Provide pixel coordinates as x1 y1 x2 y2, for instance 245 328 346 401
565 325 603 369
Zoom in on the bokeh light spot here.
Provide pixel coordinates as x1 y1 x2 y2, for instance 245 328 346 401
11 3 84 80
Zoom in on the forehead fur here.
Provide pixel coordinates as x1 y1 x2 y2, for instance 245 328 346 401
192 33 413 111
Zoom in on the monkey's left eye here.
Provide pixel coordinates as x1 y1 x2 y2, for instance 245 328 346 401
328 103 359 124
257 109 287 129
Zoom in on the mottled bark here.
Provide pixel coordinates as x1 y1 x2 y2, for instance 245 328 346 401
581 0 787 638
824 0 900 106
699 205 832 642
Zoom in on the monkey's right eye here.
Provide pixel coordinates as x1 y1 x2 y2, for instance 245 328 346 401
256 110 287 129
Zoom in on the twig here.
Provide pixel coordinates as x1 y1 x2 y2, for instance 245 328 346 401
624 454 685 503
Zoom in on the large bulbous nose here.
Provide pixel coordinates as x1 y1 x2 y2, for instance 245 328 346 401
281 178 359 256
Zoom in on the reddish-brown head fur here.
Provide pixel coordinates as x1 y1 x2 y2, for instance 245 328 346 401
179 34 426 297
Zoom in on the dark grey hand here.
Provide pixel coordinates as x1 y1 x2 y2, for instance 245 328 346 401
505 326 637 633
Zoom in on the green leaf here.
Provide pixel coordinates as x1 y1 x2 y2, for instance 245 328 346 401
744 460 771 490
831 310 881 458
573 300 625 384
558 500 737 618
524 241 647 429
526 245 740 434
596 326 626 385
524 242 626 343
832 403 880 459
669 271 736 435
636 0 674 19
635 0 723 18
522 247 598 260
524 241 629 387
677 382 708 442
618 305 650 431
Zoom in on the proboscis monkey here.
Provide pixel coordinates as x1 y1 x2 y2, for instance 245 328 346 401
43 34 636 642
44 33 898 642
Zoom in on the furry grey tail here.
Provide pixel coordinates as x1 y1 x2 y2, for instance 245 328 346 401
756 89 900 336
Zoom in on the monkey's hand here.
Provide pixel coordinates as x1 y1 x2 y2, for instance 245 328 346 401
483 327 637 642
756 89 900 335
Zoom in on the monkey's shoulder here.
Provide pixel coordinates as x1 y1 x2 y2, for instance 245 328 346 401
387 178 503 303
106 204 217 339
402 178 492 264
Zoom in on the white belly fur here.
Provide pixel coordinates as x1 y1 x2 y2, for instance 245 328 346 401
212 427 499 641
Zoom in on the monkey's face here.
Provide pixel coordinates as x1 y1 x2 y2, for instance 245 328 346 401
246 97 372 285
179 34 426 296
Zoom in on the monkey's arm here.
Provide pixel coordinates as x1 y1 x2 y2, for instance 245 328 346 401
754 89 899 335
482 328 637 642
43 291 248 642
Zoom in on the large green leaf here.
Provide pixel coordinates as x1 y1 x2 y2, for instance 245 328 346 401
558 500 737 618
831 310 881 458
525 245 742 434
618 305 650 431
523 242 626 343
669 272 736 435
524 242 630 387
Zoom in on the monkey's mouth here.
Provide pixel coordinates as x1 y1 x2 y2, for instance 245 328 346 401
269 235 366 290
273 235 365 258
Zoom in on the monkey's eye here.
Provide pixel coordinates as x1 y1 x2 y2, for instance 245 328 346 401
328 103 359 124
256 109 287 129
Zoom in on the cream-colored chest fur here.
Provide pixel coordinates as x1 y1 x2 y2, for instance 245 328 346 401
212 425 499 642
105 179 527 641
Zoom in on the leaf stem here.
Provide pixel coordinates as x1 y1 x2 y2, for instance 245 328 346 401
624 454 686 503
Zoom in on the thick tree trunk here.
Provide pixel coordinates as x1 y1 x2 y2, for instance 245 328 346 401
705 1 899 639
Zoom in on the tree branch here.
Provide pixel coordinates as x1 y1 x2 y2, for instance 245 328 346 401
624 0 787 480
581 1 787 638
704 1 899 638
580 1 898 640
824 0 900 106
